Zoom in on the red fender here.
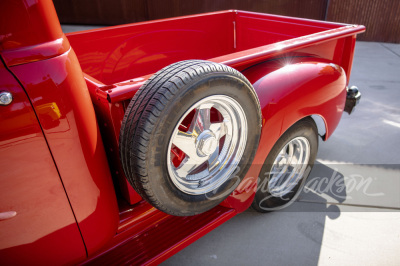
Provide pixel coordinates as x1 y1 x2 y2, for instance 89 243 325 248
221 60 347 212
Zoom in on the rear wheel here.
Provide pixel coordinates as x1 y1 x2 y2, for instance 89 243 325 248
120 60 261 216
252 118 318 212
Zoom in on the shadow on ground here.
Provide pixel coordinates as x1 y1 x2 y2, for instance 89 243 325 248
163 163 346 265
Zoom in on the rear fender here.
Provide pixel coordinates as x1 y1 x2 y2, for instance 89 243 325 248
243 60 347 161
221 60 346 212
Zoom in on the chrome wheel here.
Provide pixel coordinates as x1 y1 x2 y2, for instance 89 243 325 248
268 137 310 197
167 95 247 195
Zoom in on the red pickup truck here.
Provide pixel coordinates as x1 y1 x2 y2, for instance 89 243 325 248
0 0 364 264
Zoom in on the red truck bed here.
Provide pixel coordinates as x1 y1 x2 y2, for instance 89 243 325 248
67 10 364 85
66 9 364 204
63 10 365 264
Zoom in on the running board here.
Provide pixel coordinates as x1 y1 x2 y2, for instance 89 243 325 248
82 201 236 265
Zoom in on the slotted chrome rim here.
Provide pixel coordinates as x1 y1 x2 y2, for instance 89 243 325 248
167 95 247 195
268 137 310 197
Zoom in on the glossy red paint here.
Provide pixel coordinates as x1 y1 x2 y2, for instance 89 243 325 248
67 11 236 84
84 204 236 265
84 74 142 205
67 10 364 84
0 0 66 66
2 0 120 255
1 35 70 67
9 49 120 255
71 11 363 208
220 61 347 211
0 1 365 264
0 60 86 264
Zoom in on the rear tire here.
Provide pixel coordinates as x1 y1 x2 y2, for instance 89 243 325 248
252 118 318 212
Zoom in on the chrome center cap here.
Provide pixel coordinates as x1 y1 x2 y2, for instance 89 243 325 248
196 131 218 157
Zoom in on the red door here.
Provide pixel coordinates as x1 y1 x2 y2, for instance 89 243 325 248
0 61 86 264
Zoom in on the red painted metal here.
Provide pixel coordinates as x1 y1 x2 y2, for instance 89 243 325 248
2 0 120 257
9 49 120 256
67 10 236 84
1 35 70 67
66 10 364 85
83 205 236 265
84 74 143 205
0 1 365 264
0 60 86 264
72 10 363 207
220 60 347 211
0 0 66 66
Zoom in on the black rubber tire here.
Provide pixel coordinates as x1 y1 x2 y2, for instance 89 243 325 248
252 117 318 213
119 60 261 216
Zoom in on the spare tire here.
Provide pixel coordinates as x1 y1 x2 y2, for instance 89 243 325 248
119 60 261 216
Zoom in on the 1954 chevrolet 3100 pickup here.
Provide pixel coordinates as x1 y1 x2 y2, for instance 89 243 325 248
0 0 364 264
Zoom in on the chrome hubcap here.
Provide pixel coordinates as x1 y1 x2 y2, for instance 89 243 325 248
268 136 310 197
196 130 217 156
167 95 247 195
